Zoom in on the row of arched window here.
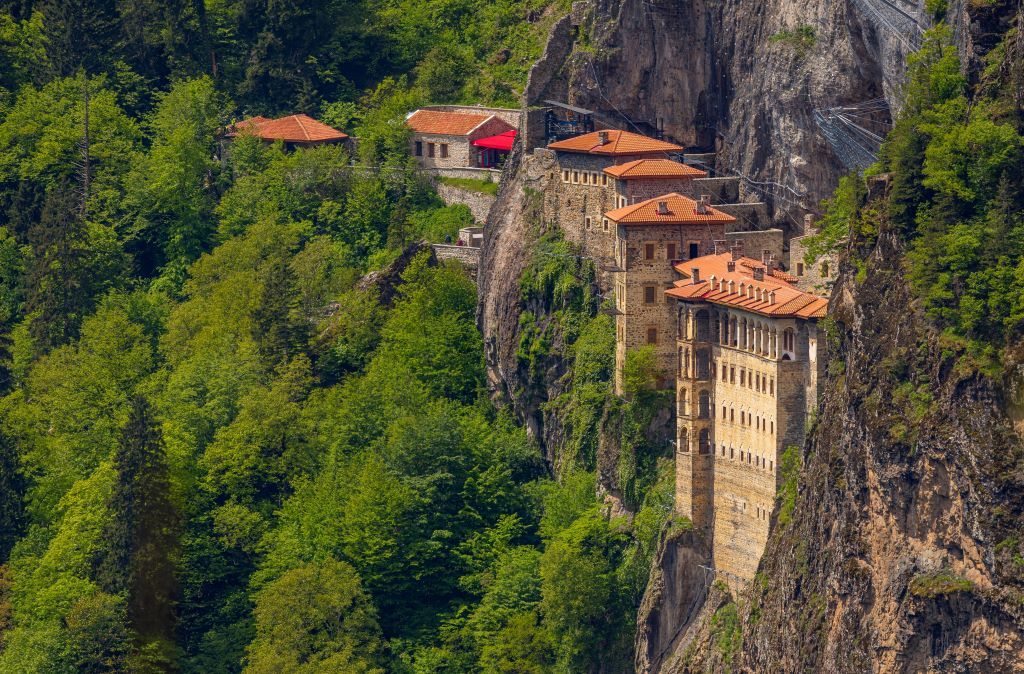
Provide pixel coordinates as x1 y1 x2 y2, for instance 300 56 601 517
679 308 798 361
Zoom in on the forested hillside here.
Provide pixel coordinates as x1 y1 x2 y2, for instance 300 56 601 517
0 1 679 671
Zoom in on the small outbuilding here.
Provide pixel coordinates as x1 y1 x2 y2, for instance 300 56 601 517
406 109 516 169
226 114 348 149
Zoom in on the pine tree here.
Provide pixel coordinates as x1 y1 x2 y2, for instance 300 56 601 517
0 429 24 562
252 254 309 369
96 395 181 659
23 181 90 353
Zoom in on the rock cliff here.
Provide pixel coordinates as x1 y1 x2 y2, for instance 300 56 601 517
479 2 1024 669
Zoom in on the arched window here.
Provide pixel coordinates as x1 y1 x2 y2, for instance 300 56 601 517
695 349 710 379
698 390 711 418
679 428 689 453
783 328 795 354
730 318 738 347
821 262 829 278
695 309 710 342
698 429 711 454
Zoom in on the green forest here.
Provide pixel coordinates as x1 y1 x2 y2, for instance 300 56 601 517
0 1 675 672
1 0 1022 671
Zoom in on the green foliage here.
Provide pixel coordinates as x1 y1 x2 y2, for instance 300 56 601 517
244 558 386 673
620 346 659 401
909 568 974 597
438 175 499 195
540 509 632 671
776 445 802 529
769 25 816 58
710 601 741 671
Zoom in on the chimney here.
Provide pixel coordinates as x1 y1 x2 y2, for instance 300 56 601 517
598 130 609 145
713 239 727 254
804 213 815 233
730 239 743 261
768 290 776 305
762 249 772 265
753 267 765 281
657 200 670 215
691 267 701 284
696 194 711 215
727 260 736 272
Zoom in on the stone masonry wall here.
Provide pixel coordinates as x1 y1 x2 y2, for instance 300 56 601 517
434 182 497 224
613 223 725 392
788 232 837 294
431 244 481 272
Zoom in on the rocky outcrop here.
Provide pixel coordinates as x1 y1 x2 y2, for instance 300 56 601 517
726 221 1024 671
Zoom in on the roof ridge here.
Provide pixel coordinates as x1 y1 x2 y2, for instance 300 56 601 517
292 114 312 141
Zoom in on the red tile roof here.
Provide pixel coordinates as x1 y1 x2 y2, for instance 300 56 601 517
604 193 736 226
547 130 684 155
603 159 707 180
666 253 828 319
406 109 497 136
229 114 348 143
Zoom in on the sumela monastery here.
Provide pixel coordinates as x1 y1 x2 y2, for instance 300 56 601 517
228 101 835 584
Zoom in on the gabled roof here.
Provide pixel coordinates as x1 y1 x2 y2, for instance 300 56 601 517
547 130 684 155
666 253 828 319
406 109 502 136
229 114 348 143
603 159 707 180
604 193 736 226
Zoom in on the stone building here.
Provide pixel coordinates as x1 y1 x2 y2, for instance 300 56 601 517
541 131 692 274
406 109 516 169
607 193 736 392
666 252 827 582
788 214 837 295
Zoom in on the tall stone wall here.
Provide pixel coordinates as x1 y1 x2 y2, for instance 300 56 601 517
672 300 822 581
723 229 784 265
434 183 497 224
788 232 837 294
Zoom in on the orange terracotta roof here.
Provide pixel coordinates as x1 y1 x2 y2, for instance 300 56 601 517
665 253 828 319
406 109 496 136
230 114 347 143
547 130 684 155
603 159 707 180
604 193 736 226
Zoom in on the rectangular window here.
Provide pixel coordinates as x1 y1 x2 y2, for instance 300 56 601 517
647 327 658 345
730 366 735 384
563 170 570 182
585 217 592 230
688 242 700 259
770 378 775 396
730 408 734 422
644 286 656 304
722 405 727 419
740 370 746 386
415 141 423 156
440 143 449 158
797 262 805 276
730 446 734 459
667 243 677 260
427 142 435 157
769 459 774 471
740 411 745 424
603 218 609 231
572 171 579 183
602 174 608 186
644 243 655 260
620 197 626 207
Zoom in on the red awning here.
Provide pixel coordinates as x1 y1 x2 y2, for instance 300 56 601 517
472 130 516 151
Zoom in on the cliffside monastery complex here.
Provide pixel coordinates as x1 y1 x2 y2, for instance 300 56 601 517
533 124 831 582
232 105 833 583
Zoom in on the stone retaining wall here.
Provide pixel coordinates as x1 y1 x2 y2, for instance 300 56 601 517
432 244 481 271
424 166 503 181
435 183 496 224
